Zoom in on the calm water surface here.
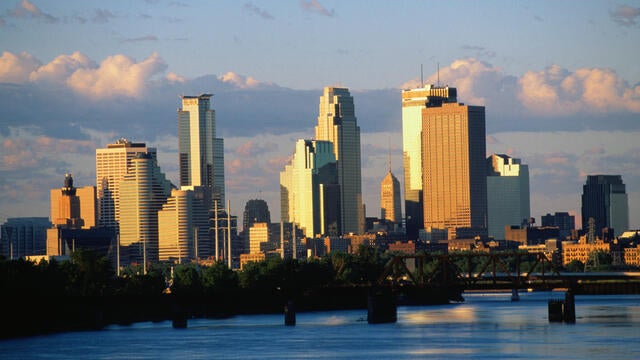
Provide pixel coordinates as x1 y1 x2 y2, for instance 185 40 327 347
2 291 639 359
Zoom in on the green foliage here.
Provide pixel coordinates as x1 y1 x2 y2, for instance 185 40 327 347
565 259 584 272
201 261 238 294
171 264 202 295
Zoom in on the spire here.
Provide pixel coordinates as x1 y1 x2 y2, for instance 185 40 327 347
388 136 392 173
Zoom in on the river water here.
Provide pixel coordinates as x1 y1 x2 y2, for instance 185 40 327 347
2 291 639 359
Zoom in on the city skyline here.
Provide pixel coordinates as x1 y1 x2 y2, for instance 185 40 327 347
1 1 639 229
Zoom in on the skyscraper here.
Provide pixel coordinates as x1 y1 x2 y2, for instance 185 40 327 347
178 94 225 208
50 173 96 229
315 87 364 234
119 152 172 267
96 139 155 231
581 175 629 237
380 169 402 226
401 85 458 239
421 95 487 239
280 139 340 237
486 154 530 239
541 212 575 240
242 199 271 232
158 186 211 263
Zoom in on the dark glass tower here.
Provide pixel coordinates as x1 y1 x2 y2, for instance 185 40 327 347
581 175 629 238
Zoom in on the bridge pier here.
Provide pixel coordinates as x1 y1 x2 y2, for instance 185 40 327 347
548 290 575 323
284 300 296 326
367 287 397 324
511 288 520 301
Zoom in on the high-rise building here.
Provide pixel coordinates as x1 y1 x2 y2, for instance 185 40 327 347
401 85 458 239
249 222 269 254
380 169 402 226
280 139 340 237
541 212 575 240
486 154 530 240
178 94 225 209
158 186 211 263
581 175 629 237
314 87 364 234
243 199 271 232
1 217 51 259
421 95 487 239
96 139 155 231
119 152 172 267
50 174 96 229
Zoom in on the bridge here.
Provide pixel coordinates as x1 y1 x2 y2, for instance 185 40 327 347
377 252 640 294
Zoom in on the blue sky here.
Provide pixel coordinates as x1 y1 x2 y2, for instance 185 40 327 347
1 0 639 230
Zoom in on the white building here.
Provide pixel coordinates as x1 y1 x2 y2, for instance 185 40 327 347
96 139 155 231
178 94 225 209
315 87 364 234
119 153 172 268
486 154 530 240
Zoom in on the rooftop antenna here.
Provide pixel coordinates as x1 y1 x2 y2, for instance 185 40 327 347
388 136 392 173
420 64 424 88
437 62 440 87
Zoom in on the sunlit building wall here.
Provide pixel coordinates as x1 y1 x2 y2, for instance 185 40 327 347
486 154 530 240
401 85 457 239
96 139 155 231
421 101 487 239
50 174 96 230
119 153 172 267
178 94 225 209
249 222 269 254
380 169 402 225
315 87 364 234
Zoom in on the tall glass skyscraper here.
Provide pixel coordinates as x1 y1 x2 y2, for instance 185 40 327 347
581 175 629 237
401 85 458 239
314 87 364 234
178 94 225 209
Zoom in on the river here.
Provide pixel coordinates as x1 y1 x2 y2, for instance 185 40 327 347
1 291 639 359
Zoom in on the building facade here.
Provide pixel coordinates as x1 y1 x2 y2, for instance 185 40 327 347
158 186 211 263
178 94 225 209
401 85 458 239
50 174 96 230
249 222 269 254
421 100 487 239
243 199 271 232
380 169 402 226
314 87 364 234
541 212 575 240
1 217 51 259
486 154 530 240
581 175 629 237
96 139 155 231
280 139 340 237
118 153 172 268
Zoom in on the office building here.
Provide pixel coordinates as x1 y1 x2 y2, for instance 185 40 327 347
280 139 340 237
1 217 51 259
118 152 172 267
581 175 629 238
158 186 211 263
421 93 487 239
178 94 225 208
249 222 269 254
402 84 457 239
380 169 402 226
541 212 575 240
50 173 96 229
96 139 156 231
243 199 271 232
486 154 530 240
314 87 364 234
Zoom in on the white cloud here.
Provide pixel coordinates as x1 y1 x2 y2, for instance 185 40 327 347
66 52 167 99
220 71 267 89
518 65 640 115
0 51 41 83
29 51 95 84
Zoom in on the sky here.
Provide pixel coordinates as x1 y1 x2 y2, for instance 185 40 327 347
0 0 639 231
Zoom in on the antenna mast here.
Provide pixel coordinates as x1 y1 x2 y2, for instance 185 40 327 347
437 62 440 87
420 64 424 87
